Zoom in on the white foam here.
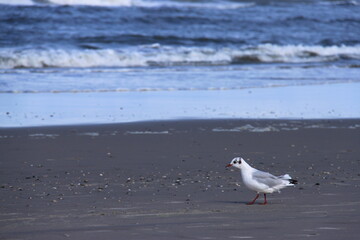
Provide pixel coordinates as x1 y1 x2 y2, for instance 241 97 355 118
124 131 169 135
48 0 132 7
0 0 254 9
0 48 142 69
28 133 59 138
0 0 34 5
1 44 360 69
133 1 255 10
212 124 281 132
78 132 100 136
320 0 359 6
0 0 132 7
232 44 360 64
212 122 360 133
0 135 14 138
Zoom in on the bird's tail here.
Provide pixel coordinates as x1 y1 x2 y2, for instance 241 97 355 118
288 179 298 185
279 174 298 185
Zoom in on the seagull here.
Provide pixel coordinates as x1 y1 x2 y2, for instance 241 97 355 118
226 157 298 205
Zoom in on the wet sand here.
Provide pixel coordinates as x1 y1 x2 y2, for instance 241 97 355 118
2 82 360 127
1 119 360 239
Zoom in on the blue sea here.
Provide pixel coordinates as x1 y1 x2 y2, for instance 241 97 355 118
1 0 360 126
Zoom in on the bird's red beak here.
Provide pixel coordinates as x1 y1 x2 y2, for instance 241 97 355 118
226 164 233 168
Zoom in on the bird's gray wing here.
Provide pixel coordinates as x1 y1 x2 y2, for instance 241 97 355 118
252 170 283 187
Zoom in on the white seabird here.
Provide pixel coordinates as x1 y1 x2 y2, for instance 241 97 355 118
226 157 298 205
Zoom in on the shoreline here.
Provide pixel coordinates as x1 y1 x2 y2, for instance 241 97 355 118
1 118 360 239
1 82 360 127
1 117 360 130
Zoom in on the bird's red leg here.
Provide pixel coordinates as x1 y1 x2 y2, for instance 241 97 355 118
259 193 267 205
247 194 259 205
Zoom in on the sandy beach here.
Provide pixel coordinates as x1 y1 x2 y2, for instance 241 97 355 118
1 119 359 239
2 1 360 239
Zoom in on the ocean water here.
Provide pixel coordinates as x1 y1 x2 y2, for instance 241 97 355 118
1 0 360 126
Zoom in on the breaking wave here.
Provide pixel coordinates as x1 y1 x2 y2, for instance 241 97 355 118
0 0 132 6
320 0 359 6
1 44 360 69
0 0 255 9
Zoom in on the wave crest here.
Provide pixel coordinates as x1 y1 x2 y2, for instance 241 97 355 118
46 0 132 6
0 0 133 6
0 0 255 9
1 44 360 69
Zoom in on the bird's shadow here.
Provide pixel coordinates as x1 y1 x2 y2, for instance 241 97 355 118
214 200 282 206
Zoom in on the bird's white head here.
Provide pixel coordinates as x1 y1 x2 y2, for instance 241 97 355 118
226 157 245 169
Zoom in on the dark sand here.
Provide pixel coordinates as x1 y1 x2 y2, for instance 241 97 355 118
1 119 360 240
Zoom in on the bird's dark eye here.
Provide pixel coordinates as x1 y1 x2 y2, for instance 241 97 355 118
234 159 241 164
